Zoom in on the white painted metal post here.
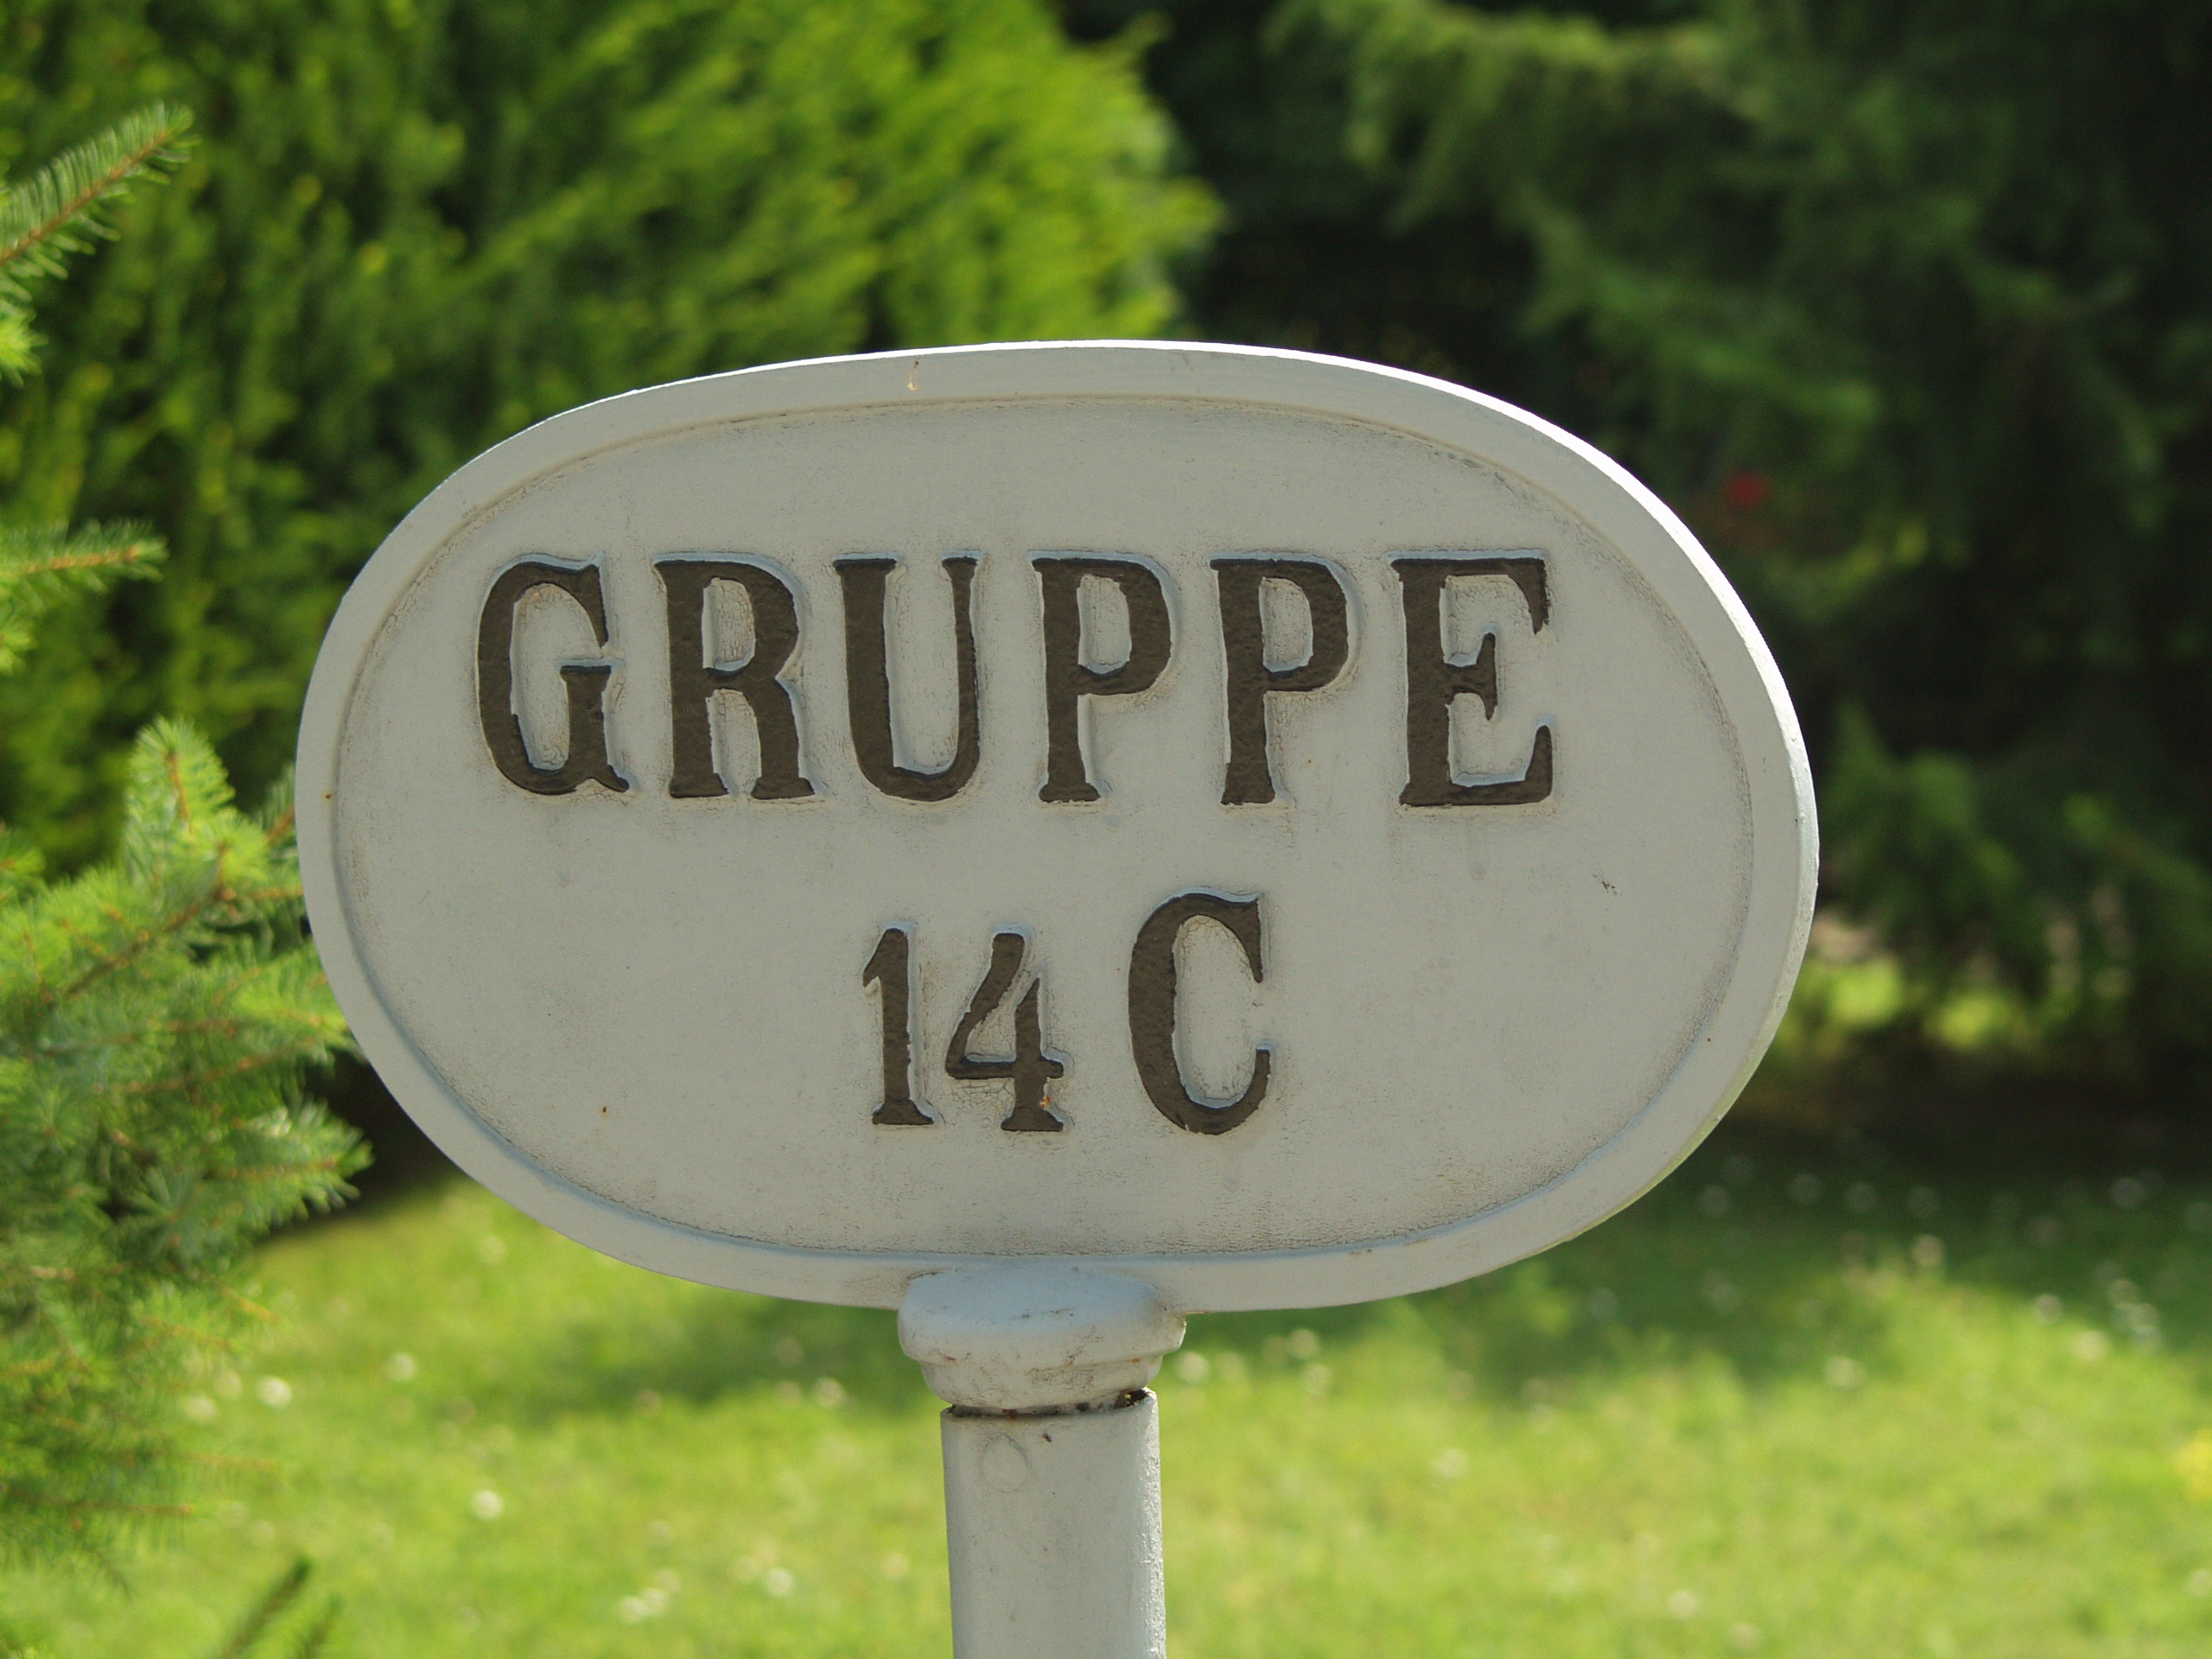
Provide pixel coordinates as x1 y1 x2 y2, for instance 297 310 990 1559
941 1398 1164 1659
901 1265 1185 1659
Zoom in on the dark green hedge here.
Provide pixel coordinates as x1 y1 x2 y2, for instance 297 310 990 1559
1071 0 2212 1098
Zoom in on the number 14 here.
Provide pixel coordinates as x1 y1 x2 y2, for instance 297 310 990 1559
861 893 1274 1136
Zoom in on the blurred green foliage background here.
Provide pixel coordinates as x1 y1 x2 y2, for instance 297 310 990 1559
0 0 1209 860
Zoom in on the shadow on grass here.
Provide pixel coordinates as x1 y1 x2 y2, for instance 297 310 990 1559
457 1120 2212 1426
499 1294 923 1424
1193 1121 2212 1407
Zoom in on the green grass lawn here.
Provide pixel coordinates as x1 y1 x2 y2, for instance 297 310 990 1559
13 1128 2212 1656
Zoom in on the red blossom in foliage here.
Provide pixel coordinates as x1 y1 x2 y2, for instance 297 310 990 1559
1722 471 1771 511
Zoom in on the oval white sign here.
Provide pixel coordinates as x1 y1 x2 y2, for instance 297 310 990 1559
299 343 1814 1311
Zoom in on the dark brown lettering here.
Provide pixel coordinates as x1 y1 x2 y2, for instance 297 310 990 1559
657 558 814 801
836 556 982 803
474 559 627 796
862 925 932 1125
1392 556 1553 807
1034 556 1173 803
1212 557 1351 804
945 931 1065 1132
1128 891 1270 1135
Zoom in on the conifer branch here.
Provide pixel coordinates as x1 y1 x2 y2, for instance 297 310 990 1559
0 110 358 1578
0 105 194 287
0 524 165 677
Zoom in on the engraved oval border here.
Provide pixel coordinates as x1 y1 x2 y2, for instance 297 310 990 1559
297 341 1816 1313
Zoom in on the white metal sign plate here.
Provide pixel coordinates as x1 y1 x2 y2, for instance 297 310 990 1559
298 343 1814 1311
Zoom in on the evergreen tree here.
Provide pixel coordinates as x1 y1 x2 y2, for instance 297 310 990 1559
0 0 1213 866
0 107 360 1577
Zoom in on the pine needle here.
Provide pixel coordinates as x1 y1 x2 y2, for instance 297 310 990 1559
206 1556 310 1659
0 523 165 677
0 104 194 378
0 104 194 289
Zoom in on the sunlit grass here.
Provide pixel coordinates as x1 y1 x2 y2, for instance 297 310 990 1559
13 1129 2212 1656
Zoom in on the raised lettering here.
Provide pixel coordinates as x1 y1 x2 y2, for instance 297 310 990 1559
1033 556 1173 803
945 931 1065 1132
1128 891 1271 1135
474 558 627 796
836 556 982 802
862 925 932 1125
657 558 814 801
1392 556 1552 808
1212 557 1351 804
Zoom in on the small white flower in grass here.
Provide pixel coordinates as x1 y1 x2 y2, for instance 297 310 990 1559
257 1376 293 1408
469 1489 504 1520
2073 1330 2110 1362
384 1352 417 1382
811 1376 846 1408
477 1234 507 1265
1174 1351 1211 1384
1286 1328 1321 1361
1431 1447 1468 1480
652 1569 681 1594
214 1369 243 1400
1667 1589 1700 1618
181 1395 218 1424
1910 1235 1944 1270
1729 1622 1763 1650
1824 1357 1864 1389
616 1596 655 1624
763 1567 795 1598
880 1552 910 1580
2187 1567 2212 1598
773 1380 803 1407
1300 1363 1332 1397
2032 1295 2063 1323
646 1519 673 1547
